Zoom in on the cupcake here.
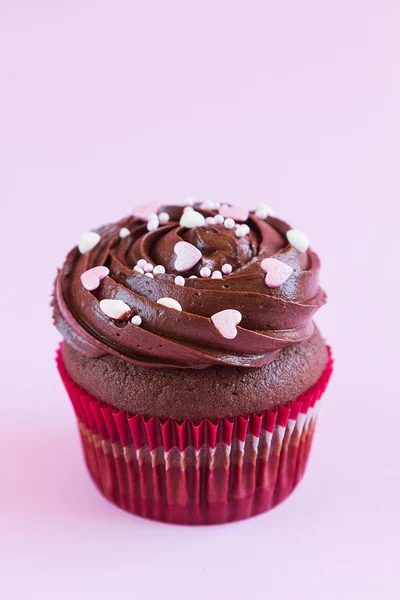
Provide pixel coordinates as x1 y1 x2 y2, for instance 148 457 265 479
53 200 332 524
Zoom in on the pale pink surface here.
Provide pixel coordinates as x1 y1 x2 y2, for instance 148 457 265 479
0 2 399 599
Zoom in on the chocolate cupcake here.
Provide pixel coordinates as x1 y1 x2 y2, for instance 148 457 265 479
54 200 332 524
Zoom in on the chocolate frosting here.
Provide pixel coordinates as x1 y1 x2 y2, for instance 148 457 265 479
54 204 326 369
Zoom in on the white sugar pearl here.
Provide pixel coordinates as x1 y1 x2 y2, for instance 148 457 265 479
158 212 170 222
78 232 101 254
241 224 250 234
255 203 275 219
222 264 233 274
206 217 216 225
153 265 166 275
180 210 206 228
183 206 194 213
157 298 182 311
200 200 221 210
144 262 154 273
224 218 235 230
137 259 147 268
235 226 247 238
145 272 154 278
100 299 131 319
147 217 159 231
147 213 158 221
119 227 130 238
174 276 185 286
286 229 309 253
211 270 222 279
189 275 198 279
133 266 144 274
184 196 195 206
131 315 142 326
200 267 211 277
214 214 224 224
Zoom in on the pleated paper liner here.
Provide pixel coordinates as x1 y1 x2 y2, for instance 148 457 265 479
56 346 333 525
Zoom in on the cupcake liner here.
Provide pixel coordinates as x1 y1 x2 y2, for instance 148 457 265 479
56 346 333 525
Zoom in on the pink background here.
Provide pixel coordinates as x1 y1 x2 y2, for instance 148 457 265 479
1 1 399 598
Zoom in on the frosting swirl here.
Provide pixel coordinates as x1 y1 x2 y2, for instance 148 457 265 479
54 203 326 369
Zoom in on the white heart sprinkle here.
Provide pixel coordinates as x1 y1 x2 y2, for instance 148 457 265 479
200 266 211 278
174 276 185 286
100 299 131 319
158 212 170 223
80 266 109 291
222 263 233 274
224 218 235 230
157 298 182 311
153 265 166 275
211 309 242 339
131 315 142 326
119 227 130 238
180 210 206 229
286 229 309 253
211 270 222 279
78 232 101 254
174 241 202 272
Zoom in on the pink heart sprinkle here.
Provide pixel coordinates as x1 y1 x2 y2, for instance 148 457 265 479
80 266 110 291
211 309 242 340
219 204 249 222
260 258 293 288
174 241 202 272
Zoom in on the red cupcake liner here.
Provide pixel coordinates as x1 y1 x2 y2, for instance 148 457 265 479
56 346 333 525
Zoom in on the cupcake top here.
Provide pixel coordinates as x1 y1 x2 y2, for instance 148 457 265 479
54 200 326 369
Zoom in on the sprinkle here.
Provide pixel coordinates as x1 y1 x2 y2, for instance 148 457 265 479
131 315 142 326
133 266 144 274
144 262 154 273
174 276 185 286
184 196 195 206
174 241 202 272
157 298 183 311
211 309 242 340
206 217 217 225
286 229 309 253
214 214 225 224
100 299 131 319
78 232 101 254
147 213 158 221
183 206 194 213
224 218 235 230
158 212 170 222
180 210 206 229
119 227 130 238
137 259 147 268
145 272 154 278
235 226 247 238
222 263 233 274
200 267 211 277
211 270 222 279
80 266 109 291
201 200 221 210
261 258 293 288
153 265 166 275
189 275 198 279
241 224 250 235
219 205 249 222
147 217 159 231
255 203 275 219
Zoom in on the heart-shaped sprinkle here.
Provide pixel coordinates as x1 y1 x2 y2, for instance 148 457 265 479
211 309 242 340
286 229 309 253
174 241 202 272
260 258 293 288
180 210 206 229
80 266 109 291
157 298 182 311
119 227 130 238
78 232 101 254
219 205 249 222
100 299 131 319
131 315 142 326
